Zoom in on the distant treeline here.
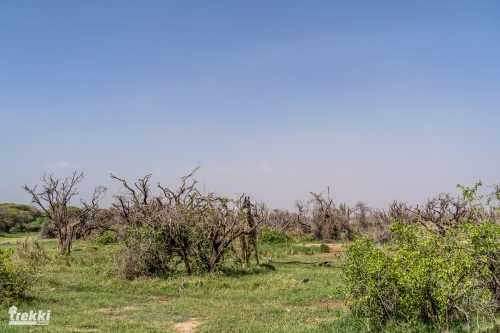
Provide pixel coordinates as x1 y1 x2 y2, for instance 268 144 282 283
0 203 44 233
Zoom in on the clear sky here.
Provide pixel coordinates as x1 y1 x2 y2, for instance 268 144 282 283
1 1 499 210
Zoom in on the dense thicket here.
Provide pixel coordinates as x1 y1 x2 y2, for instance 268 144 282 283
343 182 500 332
0 203 43 233
111 169 267 277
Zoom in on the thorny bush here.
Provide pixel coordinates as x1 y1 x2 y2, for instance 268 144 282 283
111 168 267 278
342 182 500 332
0 236 49 306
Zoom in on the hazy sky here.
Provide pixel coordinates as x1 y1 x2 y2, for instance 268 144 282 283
1 1 499 210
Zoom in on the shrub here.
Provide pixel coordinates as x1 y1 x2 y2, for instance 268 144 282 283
298 233 315 243
342 182 500 332
259 228 291 244
343 221 484 331
97 230 117 245
0 238 46 305
17 235 51 264
112 170 266 277
319 243 330 253
0 203 42 233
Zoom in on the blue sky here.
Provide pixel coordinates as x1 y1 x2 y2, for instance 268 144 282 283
1 1 499 210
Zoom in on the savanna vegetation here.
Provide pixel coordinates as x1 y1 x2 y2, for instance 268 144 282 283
2 170 500 332
0 203 43 233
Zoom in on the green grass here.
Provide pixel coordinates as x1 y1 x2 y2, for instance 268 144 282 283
0 232 35 245
2 238 498 332
0 238 364 333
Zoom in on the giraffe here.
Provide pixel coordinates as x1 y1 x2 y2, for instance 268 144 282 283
240 196 259 268
58 218 81 255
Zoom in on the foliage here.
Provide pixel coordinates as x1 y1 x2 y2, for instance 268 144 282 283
17 235 52 264
298 233 315 243
0 237 47 305
342 182 500 332
0 203 42 233
0 237 359 333
97 230 118 245
319 243 330 253
259 227 292 244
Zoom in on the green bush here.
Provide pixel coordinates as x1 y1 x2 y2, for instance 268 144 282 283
343 221 486 331
0 240 45 305
298 233 315 243
17 236 51 264
97 230 118 245
0 203 42 233
259 228 291 244
319 243 330 253
342 180 500 333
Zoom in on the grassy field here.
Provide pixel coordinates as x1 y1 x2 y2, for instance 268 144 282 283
0 234 374 333
3 234 500 332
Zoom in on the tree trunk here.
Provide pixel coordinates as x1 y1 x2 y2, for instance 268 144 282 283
180 252 192 275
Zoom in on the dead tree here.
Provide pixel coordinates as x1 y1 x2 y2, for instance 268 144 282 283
310 190 353 241
294 200 311 234
409 193 477 236
22 172 106 255
354 201 371 230
111 169 264 276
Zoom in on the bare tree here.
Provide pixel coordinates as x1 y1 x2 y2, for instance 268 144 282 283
354 201 371 230
309 190 353 241
22 172 106 255
111 169 266 276
409 193 477 236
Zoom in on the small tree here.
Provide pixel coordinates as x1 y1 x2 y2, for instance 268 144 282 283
22 172 106 255
354 200 371 231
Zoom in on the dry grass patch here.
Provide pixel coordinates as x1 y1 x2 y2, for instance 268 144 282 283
122 305 140 310
173 318 203 333
97 307 112 312
300 243 343 254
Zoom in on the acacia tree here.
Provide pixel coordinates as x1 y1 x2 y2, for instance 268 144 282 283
111 168 266 276
22 172 106 255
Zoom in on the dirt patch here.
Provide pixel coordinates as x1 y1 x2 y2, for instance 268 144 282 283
122 306 139 311
327 244 343 254
301 243 343 254
299 243 343 254
173 318 203 333
97 307 111 312
104 314 121 319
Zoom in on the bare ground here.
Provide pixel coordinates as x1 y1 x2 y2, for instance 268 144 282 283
173 318 203 333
